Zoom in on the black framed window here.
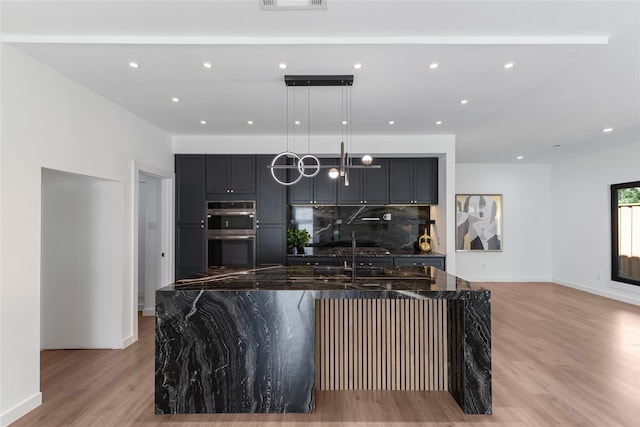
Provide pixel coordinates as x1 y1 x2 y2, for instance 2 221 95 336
611 181 640 286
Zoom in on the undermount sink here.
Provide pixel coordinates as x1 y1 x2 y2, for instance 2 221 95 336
312 265 389 277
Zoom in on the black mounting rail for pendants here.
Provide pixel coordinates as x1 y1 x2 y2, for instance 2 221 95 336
284 75 354 86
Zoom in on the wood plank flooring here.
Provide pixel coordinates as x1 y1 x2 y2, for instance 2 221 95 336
12 282 640 426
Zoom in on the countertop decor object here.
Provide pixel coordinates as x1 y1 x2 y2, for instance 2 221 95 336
287 227 311 254
418 229 432 254
155 265 491 416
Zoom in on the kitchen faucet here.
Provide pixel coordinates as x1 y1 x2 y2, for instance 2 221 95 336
351 230 356 281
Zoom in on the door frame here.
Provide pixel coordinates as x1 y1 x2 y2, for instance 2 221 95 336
132 161 174 342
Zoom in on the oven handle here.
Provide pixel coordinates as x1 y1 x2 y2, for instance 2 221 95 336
207 210 255 216
207 235 255 240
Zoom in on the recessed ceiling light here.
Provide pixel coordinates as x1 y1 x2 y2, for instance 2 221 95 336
278 63 287 69
200 120 207 125
342 121 348 125
247 120 254 125
294 120 301 125
602 127 613 133
128 61 139 69
388 120 395 125
353 63 363 69
503 62 515 69
171 97 180 103
517 155 524 160
203 62 212 69
429 63 439 69
460 99 469 105
435 120 443 125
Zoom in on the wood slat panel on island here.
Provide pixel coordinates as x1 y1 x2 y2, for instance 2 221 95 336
316 299 448 391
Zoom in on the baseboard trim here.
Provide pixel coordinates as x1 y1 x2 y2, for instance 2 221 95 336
464 276 551 283
122 335 135 349
1 392 42 427
554 279 640 306
142 308 155 317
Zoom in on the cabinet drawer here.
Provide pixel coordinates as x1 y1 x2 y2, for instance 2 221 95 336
394 256 445 270
287 256 338 266
347 257 394 267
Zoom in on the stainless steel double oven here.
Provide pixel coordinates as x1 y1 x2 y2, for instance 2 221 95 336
206 201 256 269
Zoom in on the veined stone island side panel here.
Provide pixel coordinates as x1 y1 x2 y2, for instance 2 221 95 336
155 290 316 414
462 291 492 414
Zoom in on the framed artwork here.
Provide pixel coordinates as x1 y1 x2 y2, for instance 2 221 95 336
456 194 503 251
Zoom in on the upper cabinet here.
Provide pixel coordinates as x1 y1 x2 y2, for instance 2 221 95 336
338 159 389 205
205 155 256 196
389 158 438 204
256 155 286 224
288 158 338 205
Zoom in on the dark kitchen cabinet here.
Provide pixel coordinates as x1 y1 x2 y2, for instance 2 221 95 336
256 155 286 264
389 158 438 204
205 155 256 195
256 224 286 265
175 155 206 279
175 224 205 280
288 158 338 204
394 255 445 270
257 155 286 224
338 159 389 205
287 256 339 266
175 155 205 224
344 256 394 267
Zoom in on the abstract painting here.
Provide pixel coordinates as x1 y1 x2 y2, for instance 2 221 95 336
456 194 503 251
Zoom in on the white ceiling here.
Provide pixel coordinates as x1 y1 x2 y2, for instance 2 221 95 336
2 0 639 163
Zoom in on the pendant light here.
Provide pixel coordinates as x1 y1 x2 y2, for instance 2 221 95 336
269 75 379 186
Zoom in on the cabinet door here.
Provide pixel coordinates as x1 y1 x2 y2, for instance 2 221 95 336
389 158 413 204
337 169 363 204
413 158 438 204
288 175 314 204
230 156 256 194
205 155 230 194
175 224 205 279
362 158 389 204
256 224 286 265
314 158 338 204
257 155 286 223
175 155 205 224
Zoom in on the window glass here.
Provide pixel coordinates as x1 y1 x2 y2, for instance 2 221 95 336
611 181 640 286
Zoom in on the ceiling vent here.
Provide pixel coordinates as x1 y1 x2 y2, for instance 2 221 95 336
260 0 327 10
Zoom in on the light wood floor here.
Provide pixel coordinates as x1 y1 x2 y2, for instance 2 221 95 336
12 282 640 426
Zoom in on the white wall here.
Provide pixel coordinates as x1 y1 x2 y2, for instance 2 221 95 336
41 169 124 349
0 44 173 425
456 163 553 282
552 142 640 306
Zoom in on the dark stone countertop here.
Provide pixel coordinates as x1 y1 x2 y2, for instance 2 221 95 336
159 264 474 293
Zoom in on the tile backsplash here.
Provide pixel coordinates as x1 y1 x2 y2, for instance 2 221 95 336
289 205 431 252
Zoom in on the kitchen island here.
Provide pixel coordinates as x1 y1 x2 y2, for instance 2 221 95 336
155 265 491 415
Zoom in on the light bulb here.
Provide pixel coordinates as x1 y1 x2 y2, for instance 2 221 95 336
361 155 373 165
328 168 339 179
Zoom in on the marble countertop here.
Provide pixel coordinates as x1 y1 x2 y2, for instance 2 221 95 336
160 264 472 292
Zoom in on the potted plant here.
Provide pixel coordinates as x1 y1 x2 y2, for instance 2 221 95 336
287 227 311 255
